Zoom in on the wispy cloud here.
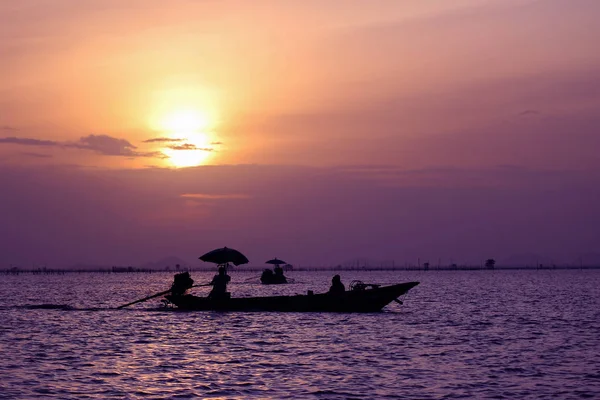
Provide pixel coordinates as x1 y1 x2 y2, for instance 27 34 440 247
69 134 158 157
180 193 251 200
143 137 185 143
0 137 57 146
168 143 214 151
519 109 541 116
0 134 166 158
1 126 18 131
21 152 53 158
168 143 199 150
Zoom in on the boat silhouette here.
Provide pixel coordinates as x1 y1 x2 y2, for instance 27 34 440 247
165 281 419 312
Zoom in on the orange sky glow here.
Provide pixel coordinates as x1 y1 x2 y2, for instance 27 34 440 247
1 0 600 267
3 0 598 170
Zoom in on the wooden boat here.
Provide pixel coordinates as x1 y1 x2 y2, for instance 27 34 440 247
165 281 419 312
260 267 288 285
260 273 288 285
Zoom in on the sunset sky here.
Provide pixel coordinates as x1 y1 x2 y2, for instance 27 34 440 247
1 0 599 268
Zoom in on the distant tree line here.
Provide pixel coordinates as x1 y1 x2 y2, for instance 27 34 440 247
3 258 600 274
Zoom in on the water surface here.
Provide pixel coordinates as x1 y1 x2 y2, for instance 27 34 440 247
1 270 599 399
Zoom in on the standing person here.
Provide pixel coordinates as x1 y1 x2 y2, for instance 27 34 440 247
209 266 231 299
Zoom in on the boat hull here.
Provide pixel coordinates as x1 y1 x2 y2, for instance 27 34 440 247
165 282 419 312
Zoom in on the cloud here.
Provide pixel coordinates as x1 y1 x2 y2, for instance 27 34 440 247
210 141 223 145
0 137 58 146
519 109 541 116
143 137 184 143
168 143 199 150
0 134 166 158
68 134 157 157
1 126 18 131
21 152 53 158
167 143 214 151
69 134 137 155
180 193 251 200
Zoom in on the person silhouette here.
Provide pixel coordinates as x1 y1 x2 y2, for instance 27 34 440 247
260 268 273 284
329 274 345 295
273 265 287 283
209 266 231 299
170 271 194 296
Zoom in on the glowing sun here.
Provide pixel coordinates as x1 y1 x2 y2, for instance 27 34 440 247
158 109 216 168
162 109 210 134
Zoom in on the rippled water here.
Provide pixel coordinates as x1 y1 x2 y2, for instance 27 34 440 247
1 270 599 399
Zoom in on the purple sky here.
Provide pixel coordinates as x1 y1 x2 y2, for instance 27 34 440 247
1 0 599 267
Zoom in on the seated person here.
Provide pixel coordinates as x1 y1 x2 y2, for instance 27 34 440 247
260 268 274 284
209 266 231 299
170 271 194 296
273 266 287 283
329 274 345 295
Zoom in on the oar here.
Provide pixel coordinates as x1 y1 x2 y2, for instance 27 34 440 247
191 283 212 288
116 289 172 309
116 283 212 309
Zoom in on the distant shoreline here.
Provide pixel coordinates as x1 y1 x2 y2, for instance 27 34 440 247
1 265 599 274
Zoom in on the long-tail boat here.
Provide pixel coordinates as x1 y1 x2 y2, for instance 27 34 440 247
164 281 419 312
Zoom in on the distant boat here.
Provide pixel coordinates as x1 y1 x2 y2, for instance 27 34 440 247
261 257 289 284
165 282 419 312
260 268 288 284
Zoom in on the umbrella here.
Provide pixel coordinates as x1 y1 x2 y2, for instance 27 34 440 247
266 258 286 265
199 247 249 266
